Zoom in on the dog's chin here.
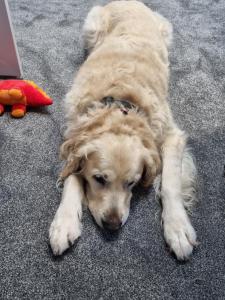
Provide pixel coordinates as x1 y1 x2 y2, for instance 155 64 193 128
88 207 103 228
93 216 104 229
90 210 130 230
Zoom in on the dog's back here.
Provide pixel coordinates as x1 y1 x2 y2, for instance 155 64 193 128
83 1 172 54
67 1 173 122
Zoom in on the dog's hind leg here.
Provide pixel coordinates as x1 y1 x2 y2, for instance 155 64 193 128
152 11 173 47
82 6 110 53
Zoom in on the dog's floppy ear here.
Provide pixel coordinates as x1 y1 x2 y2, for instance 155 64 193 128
59 112 105 180
59 138 95 179
141 147 161 188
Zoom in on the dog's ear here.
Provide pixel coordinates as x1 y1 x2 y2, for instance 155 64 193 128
141 148 161 187
59 138 81 179
59 112 105 179
59 139 95 179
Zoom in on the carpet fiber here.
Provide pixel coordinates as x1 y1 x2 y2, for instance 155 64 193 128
1 0 225 299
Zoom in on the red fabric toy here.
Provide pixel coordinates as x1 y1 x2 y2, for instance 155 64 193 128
0 80 53 118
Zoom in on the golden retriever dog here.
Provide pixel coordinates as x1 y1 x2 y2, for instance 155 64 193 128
49 0 197 260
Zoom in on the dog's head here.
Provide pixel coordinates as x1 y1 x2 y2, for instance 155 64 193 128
60 111 161 231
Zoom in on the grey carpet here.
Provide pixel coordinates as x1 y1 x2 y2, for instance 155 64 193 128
1 0 225 299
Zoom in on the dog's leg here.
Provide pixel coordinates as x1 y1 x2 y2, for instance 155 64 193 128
49 175 83 255
82 6 109 52
161 128 197 260
152 12 173 47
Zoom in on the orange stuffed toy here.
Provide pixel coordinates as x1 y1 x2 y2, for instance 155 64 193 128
0 79 53 118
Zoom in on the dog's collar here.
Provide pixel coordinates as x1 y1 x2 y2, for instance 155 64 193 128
101 96 139 115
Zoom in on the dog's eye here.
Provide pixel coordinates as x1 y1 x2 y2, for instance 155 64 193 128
93 175 107 186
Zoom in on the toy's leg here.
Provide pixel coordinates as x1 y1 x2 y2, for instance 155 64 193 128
0 104 4 115
11 104 26 118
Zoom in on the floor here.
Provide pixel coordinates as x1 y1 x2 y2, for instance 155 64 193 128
1 0 225 299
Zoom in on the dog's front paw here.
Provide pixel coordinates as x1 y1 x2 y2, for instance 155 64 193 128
49 213 81 256
163 211 197 260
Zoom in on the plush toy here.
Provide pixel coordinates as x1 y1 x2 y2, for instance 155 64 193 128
0 79 53 118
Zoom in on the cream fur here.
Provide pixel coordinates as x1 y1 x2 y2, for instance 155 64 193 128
49 1 197 260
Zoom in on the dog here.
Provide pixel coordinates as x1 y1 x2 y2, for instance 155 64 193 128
49 0 197 260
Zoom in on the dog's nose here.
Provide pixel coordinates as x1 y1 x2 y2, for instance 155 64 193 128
102 215 122 231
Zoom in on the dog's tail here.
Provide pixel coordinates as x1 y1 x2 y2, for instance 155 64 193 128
82 6 110 53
